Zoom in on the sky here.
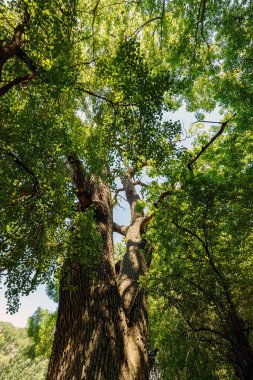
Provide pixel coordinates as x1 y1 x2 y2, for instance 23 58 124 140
0 106 222 327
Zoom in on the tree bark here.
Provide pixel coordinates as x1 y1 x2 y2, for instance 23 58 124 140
227 313 253 380
47 161 149 380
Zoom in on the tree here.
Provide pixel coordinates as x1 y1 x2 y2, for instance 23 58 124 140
147 122 253 379
0 1 179 378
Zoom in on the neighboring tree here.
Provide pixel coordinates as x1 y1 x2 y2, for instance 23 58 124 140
147 124 253 379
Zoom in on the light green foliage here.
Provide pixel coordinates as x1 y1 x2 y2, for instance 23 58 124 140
0 322 48 380
149 300 222 380
114 239 126 262
26 308 56 360
68 208 103 271
135 200 146 214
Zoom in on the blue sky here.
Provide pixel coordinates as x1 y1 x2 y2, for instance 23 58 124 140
0 106 222 327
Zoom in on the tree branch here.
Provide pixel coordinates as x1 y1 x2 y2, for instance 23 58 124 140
122 170 143 222
140 190 173 233
187 114 236 171
0 72 36 96
112 187 124 206
67 154 93 210
75 86 116 108
132 179 149 187
4 150 39 191
172 221 207 249
185 326 229 341
113 222 128 236
132 17 162 36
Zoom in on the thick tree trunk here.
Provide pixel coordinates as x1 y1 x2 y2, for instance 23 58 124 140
47 174 149 379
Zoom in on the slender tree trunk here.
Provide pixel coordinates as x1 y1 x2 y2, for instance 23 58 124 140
47 162 149 379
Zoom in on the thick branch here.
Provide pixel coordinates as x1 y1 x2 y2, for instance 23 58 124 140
15 47 38 73
132 179 149 187
139 190 173 233
0 8 39 95
140 214 153 235
0 72 36 96
68 154 93 210
188 114 236 171
127 161 147 178
113 222 128 236
122 170 143 222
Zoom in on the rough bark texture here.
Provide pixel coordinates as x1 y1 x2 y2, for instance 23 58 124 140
47 161 149 380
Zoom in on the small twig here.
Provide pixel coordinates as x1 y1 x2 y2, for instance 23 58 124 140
112 187 124 205
192 120 225 125
160 0 166 47
75 86 116 108
91 0 101 59
172 221 207 249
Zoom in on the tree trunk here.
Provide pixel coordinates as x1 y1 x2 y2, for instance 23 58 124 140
227 314 253 380
47 173 149 379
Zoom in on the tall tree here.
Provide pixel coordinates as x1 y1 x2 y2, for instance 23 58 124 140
0 1 179 378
